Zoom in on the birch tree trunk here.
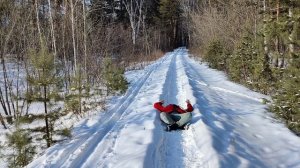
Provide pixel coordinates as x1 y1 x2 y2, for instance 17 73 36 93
70 0 77 74
48 0 57 62
263 0 269 59
83 0 88 76
274 0 280 67
261 0 272 82
123 0 145 45
288 4 294 58
63 0 69 93
35 0 43 44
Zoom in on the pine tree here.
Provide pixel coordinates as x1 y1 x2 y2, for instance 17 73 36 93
26 43 61 147
271 2 300 134
229 35 257 86
252 35 274 94
272 53 300 134
89 0 126 25
204 40 228 71
66 65 90 116
158 0 182 49
102 57 128 94
6 129 35 168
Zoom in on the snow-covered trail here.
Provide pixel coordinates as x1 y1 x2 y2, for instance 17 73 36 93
28 48 300 168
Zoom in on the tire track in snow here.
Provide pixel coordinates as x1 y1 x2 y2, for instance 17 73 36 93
143 49 186 168
153 48 218 168
150 48 212 168
175 50 216 168
180 52 240 167
159 50 185 168
181 56 264 103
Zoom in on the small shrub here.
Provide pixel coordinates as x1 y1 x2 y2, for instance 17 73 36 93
18 115 35 124
102 57 128 94
6 129 35 168
58 127 72 138
65 98 81 115
204 40 228 71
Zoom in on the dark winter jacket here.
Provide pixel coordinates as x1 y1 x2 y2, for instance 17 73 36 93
153 101 193 114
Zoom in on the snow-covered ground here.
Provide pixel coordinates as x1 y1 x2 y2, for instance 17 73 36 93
27 48 300 168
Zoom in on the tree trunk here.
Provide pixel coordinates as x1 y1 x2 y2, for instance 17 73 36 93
1 54 13 120
79 69 82 115
263 0 268 59
44 84 51 147
48 0 57 62
261 0 272 81
123 0 145 46
62 0 69 94
83 0 88 77
0 63 9 117
288 4 294 58
35 0 43 44
0 88 8 116
0 112 7 129
0 10 17 119
70 0 77 75
274 0 280 67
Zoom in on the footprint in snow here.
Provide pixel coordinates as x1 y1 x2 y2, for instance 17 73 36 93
241 122 249 127
253 133 263 139
214 121 225 130
262 147 272 153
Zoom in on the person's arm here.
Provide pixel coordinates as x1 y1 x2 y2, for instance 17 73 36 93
185 99 194 112
154 100 166 112
154 100 173 113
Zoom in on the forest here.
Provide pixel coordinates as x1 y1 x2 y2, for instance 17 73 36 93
0 0 299 167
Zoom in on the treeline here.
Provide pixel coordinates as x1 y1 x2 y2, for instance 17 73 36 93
0 0 190 166
189 0 300 135
1 0 298 166
0 0 190 128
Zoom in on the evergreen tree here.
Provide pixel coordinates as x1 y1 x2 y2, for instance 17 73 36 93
158 0 182 49
204 40 228 71
271 3 300 134
252 35 274 94
66 65 90 116
6 129 35 168
228 35 257 85
272 53 300 134
89 0 127 25
27 43 61 147
144 0 160 26
102 57 128 94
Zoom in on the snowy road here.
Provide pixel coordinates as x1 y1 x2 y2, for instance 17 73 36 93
28 48 300 168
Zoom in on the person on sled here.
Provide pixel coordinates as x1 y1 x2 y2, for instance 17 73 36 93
153 99 194 131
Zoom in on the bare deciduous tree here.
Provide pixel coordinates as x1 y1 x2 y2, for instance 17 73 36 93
48 0 57 61
123 0 145 45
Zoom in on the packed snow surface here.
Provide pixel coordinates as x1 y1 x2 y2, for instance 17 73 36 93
28 48 300 168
